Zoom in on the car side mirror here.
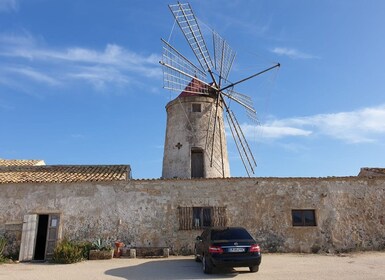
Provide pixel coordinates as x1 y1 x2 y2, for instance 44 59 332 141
196 236 202 241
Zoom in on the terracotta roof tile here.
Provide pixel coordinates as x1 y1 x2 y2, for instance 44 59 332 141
0 159 45 166
179 78 210 97
0 165 130 184
358 168 385 177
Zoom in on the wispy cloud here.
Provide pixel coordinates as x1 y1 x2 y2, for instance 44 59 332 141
6 67 60 86
0 0 18 13
68 65 131 90
239 104 385 144
0 33 161 92
271 47 318 59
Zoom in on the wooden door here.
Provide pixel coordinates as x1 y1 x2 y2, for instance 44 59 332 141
45 214 60 260
19 214 38 261
191 149 204 178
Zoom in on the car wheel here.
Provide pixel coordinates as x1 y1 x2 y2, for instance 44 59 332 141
202 255 213 274
194 248 201 262
249 265 259 272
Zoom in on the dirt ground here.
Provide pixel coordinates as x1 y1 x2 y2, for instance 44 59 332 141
1 252 385 280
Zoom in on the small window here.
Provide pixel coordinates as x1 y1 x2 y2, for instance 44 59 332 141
178 206 227 230
193 207 212 228
192 103 201 112
292 210 316 226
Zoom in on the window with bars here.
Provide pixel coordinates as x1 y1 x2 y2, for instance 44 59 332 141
292 209 317 226
178 206 227 230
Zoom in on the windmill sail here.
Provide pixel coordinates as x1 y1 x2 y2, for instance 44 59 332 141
213 31 236 83
225 88 257 122
168 2 216 83
161 39 210 94
161 2 280 177
226 110 257 176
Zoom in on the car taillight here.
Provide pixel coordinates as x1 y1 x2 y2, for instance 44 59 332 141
249 244 261 253
209 245 224 254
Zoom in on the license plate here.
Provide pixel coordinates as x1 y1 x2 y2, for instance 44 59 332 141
228 247 245 253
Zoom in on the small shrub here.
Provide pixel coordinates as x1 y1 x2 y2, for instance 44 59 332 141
0 236 7 263
77 241 93 259
52 239 83 264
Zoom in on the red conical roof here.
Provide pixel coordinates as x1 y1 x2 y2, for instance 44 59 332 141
178 77 209 97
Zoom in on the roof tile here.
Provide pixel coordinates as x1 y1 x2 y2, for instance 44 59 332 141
0 159 45 166
358 168 385 177
0 165 130 184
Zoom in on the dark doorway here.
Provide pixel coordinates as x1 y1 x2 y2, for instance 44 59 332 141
34 215 48 260
191 149 204 178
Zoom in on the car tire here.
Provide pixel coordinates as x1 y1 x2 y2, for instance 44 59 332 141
202 255 213 274
249 265 259 272
194 248 201 262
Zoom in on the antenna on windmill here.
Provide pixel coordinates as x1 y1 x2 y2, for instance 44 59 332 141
160 2 280 178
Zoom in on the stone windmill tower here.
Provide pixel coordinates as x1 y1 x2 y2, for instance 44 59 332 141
162 79 230 179
160 3 280 179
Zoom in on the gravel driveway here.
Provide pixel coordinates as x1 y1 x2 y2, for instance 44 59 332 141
1 252 385 280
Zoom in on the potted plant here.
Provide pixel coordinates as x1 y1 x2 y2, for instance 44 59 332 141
88 238 114 260
114 241 125 258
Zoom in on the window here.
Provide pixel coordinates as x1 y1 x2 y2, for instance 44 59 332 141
211 228 253 240
192 103 201 112
292 210 317 226
178 206 227 230
193 207 212 228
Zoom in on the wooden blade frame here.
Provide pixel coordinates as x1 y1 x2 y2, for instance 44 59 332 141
213 31 236 86
226 109 257 177
162 2 280 176
168 2 217 86
225 88 257 122
204 94 226 177
160 39 210 94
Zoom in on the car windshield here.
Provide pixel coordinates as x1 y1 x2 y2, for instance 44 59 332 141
211 228 253 241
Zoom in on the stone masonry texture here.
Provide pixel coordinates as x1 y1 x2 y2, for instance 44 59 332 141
1 176 384 255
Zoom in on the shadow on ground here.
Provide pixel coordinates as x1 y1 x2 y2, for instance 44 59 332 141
105 258 251 279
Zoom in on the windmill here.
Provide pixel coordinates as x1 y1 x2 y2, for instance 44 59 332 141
160 2 280 179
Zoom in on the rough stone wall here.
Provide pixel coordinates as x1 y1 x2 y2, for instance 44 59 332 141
0 177 384 255
162 95 230 179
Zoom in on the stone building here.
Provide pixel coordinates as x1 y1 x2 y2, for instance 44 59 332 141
162 79 230 179
0 159 384 261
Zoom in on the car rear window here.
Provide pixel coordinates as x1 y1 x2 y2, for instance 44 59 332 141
211 228 253 240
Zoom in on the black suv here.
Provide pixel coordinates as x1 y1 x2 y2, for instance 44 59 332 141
194 227 262 274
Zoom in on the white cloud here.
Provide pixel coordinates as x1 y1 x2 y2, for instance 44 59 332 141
6 67 60 86
0 33 161 91
256 125 312 138
68 66 131 90
238 104 385 144
0 0 18 13
271 47 318 59
0 33 35 46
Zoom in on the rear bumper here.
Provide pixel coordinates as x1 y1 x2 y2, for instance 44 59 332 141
210 254 261 268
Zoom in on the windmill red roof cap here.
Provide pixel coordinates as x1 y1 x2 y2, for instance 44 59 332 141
179 78 208 97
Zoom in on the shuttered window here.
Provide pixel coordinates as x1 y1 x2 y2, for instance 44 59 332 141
178 206 227 230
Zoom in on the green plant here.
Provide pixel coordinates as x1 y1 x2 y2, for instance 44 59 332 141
77 241 93 259
52 239 83 264
0 236 7 263
91 238 113 251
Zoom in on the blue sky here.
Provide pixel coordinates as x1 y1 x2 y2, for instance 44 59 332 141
1 0 385 178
